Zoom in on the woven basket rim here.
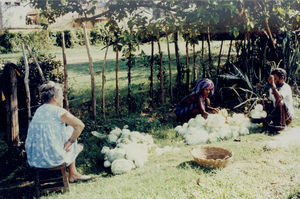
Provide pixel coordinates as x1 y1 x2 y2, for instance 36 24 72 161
190 146 233 168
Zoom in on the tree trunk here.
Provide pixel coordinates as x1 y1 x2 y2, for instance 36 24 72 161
174 32 182 85
192 43 196 82
115 43 119 115
157 39 165 104
150 40 154 106
185 40 190 93
61 32 69 111
202 35 205 78
101 46 109 120
166 35 173 102
217 40 224 75
226 39 233 71
25 45 45 82
82 23 96 121
21 44 31 125
6 66 19 146
207 27 212 76
127 44 133 112
261 1 278 60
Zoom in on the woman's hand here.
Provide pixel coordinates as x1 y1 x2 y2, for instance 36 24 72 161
212 107 220 113
202 112 208 119
64 140 73 152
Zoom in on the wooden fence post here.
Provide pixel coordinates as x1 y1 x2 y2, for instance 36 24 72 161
25 45 46 82
101 46 109 121
5 65 19 146
21 44 31 125
61 32 69 111
82 23 96 121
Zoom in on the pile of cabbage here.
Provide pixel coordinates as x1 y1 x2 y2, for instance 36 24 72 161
95 127 154 175
174 109 253 145
250 104 267 119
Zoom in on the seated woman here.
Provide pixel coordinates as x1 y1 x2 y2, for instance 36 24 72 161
265 68 294 128
175 78 219 122
25 81 90 182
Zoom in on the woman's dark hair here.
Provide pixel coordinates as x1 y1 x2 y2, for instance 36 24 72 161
39 81 62 103
271 68 286 80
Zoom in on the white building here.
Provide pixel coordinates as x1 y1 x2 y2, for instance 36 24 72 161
0 0 38 30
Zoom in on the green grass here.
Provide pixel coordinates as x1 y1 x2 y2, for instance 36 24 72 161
41 125 300 199
40 109 300 199
1 40 300 199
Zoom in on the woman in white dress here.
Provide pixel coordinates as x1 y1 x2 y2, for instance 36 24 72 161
25 81 90 182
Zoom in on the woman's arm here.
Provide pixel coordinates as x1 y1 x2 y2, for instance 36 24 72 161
205 98 219 113
198 96 209 119
60 112 85 151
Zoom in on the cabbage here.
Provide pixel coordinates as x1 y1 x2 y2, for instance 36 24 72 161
101 127 153 174
174 109 252 145
111 159 135 175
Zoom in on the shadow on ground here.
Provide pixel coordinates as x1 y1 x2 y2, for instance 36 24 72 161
177 160 217 173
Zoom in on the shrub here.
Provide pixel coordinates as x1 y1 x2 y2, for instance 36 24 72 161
0 30 22 53
56 30 75 48
75 29 85 46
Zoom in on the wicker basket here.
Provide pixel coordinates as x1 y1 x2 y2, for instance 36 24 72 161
190 146 233 168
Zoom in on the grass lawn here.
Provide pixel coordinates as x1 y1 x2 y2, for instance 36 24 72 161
37 108 300 199
1 41 299 199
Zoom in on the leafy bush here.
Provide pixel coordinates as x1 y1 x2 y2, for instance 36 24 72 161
90 29 102 45
55 30 85 48
56 30 75 48
75 29 85 46
0 30 22 53
18 53 63 83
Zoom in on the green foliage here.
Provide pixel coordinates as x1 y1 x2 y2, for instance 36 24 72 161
0 139 29 187
56 30 74 48
277 32 299 85
0 30 22 53
29 0 97 28
0 30 53 54
18 53 63 83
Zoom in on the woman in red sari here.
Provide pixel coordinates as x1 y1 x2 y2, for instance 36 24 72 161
175 78 219 122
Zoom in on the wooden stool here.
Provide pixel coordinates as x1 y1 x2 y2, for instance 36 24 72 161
34 163 70 196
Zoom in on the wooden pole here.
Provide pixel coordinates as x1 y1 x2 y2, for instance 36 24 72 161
82 23 96 121
61 32 69 111
192 43 196 82
207 27 212 76
6 65 19 146
217 40 224 75
150 40 154 106
202 35 205 78
101 46 109 120
157 38 165 104
25 45 45 82
21 44 31 124
115 43 119 115
185 40 190 92
166 35 173 102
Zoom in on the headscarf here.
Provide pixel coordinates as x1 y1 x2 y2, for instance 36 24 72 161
193 78 214 95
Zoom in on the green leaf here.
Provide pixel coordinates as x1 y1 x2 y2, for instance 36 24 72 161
91 131 106 139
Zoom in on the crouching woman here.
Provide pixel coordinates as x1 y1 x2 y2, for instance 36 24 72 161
175 78 219 122
25 81 90 182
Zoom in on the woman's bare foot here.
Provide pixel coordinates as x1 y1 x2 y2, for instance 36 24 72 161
69 173 91 182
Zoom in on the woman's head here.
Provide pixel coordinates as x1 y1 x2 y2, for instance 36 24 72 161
193 78 214 97
39 81 63 106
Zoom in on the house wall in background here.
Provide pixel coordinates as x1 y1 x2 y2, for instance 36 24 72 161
0 0 38 30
